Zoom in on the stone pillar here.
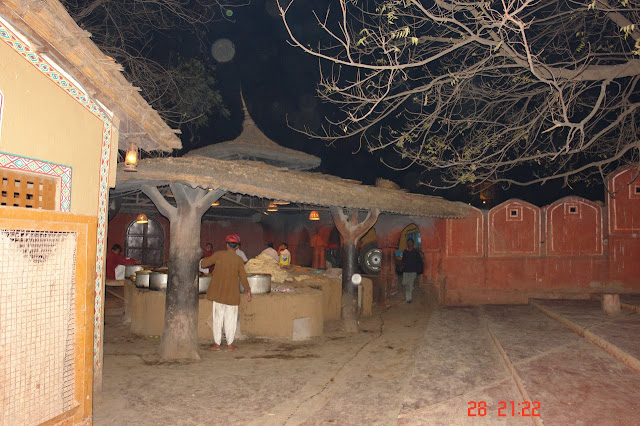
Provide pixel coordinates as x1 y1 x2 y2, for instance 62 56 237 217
602 294 621 315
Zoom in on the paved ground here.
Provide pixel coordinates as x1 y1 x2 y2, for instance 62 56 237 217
94 290 640 425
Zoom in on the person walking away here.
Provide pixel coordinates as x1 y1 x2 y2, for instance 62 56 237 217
260 242 279 262
279 243 291 266
401 238 423 303
201 234 252 351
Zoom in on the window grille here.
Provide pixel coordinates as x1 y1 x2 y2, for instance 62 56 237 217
0 229 77 425
1 170 56 210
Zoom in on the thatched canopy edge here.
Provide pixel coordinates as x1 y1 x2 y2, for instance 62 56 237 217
114 157 470 218
0 0 181 152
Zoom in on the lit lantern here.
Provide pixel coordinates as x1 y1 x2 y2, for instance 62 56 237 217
309 210 320 221
267 202 278 212
274 200 290 205
124 142 139 172
211 200 220 206
135 213 148 224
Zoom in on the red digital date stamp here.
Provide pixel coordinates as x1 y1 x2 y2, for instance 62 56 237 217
468 401 541 417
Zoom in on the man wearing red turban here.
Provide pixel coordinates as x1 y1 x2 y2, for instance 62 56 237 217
201 234 251 352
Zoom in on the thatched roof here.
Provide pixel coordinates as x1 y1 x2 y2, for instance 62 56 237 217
114 157 470 218
0 0 181 152
185 97 320 170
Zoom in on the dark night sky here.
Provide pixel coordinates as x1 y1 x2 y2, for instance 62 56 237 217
174 0 605 209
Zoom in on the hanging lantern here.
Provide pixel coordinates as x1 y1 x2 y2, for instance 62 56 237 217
135 213 148 224
309 210 320 221
273 200 290 205
124 141 139 172
267 202 278 212
211 200 220 206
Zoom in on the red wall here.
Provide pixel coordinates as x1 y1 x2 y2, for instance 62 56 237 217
607 167 640 286
440 181 640 305
200 220 271 259
107 214 286 264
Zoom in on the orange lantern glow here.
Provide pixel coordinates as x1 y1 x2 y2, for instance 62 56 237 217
124 142 139 172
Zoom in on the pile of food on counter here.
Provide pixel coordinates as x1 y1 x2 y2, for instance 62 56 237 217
244 254 293 283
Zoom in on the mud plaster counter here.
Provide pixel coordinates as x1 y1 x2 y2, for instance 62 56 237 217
288 275 373 320
124 281 323 340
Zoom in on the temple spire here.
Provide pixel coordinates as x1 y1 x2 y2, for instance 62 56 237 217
240 90 254 129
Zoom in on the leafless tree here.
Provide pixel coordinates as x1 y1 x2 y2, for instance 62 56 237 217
62 0 248 137
279 0 640 189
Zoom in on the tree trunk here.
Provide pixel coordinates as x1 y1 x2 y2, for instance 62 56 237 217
330 207 379 333
159 207 202 361
341 241 359 333
141 183 224 361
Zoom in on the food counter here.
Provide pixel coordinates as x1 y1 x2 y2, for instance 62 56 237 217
125 281 324 340
123 259 373 341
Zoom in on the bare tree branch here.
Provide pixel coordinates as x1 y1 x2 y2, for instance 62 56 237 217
195 189 225 216
62 0 240 139
141 184 177 221
280 0 640 188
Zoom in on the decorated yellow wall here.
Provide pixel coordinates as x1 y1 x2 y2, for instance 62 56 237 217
0 39 116 216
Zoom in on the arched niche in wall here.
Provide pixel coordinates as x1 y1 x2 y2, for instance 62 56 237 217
324 226 343 269
328 226 342 248
360 227 377 248
488 199 541 257
546 196 603 256
445 206 484 257
375 215 420 248
125 217 165 267
294 227 313 267
606 165 640 235
397 223 421 251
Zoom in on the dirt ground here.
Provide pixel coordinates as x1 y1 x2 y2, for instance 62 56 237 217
95 289 640 425
94 289 430 425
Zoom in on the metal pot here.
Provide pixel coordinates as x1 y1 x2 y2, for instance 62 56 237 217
149 272 168 291
245 274 271 294
134 270 152 288
198 276 212 294
125 265 143 279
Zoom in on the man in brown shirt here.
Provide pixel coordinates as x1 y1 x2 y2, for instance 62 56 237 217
201 234 251 352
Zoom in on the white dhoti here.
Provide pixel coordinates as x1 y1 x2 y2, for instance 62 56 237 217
212 301 238 345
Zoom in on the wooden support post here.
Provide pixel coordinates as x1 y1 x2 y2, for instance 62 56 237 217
329 207 379 332
602 294 621 315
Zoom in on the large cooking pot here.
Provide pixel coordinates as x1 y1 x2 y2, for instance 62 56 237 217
134 270 152 288
149 271 168 291
244 274 271 294
198 276 212 294
125 265 144 279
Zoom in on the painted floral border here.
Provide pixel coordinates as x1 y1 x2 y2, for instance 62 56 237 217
0 151 72 211
1 18 113 370
0 89 4 141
